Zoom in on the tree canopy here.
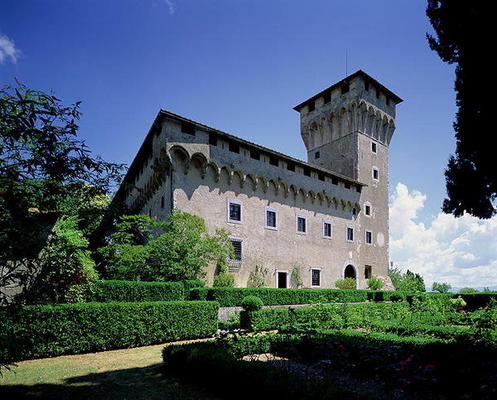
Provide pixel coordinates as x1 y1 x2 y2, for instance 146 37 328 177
0 81 124 305
426 1 494 218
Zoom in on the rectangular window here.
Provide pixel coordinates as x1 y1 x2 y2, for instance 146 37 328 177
365 265 372 279
209 134 218 146
332 177 338 185
228 200 242 223
376 89 381 99
323 92 331 104
229 140 240 153
365 204 371 216
308 102 315 112
161 196 165 209
344 182 351 189
371 142 377 153
250 149 260 160
365 230 373 245
365 81 370 91
372 167 379 180
311 269 321 287
296 216 307 233
269 155 279 166
323 221 332 238
266 208 277 229
230 239 242 262
181 121 195 135
346 226 354 242
303 167 311 177
287 162 295 172
341 83 349 94
315 151 320 159
318 173 325 181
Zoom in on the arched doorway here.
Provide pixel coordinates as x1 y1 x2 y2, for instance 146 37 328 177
344 264 356 279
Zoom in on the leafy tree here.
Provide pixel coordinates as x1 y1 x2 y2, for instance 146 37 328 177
0 81 124 305
146 211 232 282
388 267 425 292
459 287 478 294
290 266 303 289
98 211 232 282
247 265 269 288
432 281 452 293
426 1 494 218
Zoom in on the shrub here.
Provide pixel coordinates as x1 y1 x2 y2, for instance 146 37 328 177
450 296 467 309
247 265 269 288
388 267 425 292
241 296 263 311
213 273 235 287
189 287 373 306
367 276 384 290
432 282 452 293
241 302 409 331
290 266 303 289
88 280 185 302
181 279 205 290
1 300 219 362
335 278 356 290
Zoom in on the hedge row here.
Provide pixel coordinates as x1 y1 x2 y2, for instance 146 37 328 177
0 300 219 362
88 280 186 302
162 340 373 400
241 302 409 331
189 287 407 307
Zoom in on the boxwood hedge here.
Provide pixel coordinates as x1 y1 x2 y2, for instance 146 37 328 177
88 280 186 302
0 300 219 362
189 287 407 307
241 302 410 331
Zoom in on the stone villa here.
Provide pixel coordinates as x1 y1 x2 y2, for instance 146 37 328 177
116 70 402 289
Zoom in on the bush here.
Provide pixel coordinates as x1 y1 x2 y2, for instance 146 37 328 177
88 280 186 302
456 292 497 310
450 296 467 309
1 300 219 362
367 276 384 290
459 287 478 294
389 267 425 292
241 302 409 331
335 278 356 290
241 296 263 311
213 273 235 287
181 280 205 290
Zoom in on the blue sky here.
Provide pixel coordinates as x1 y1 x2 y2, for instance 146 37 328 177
3 1 494 288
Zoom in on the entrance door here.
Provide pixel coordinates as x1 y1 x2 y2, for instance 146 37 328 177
277 271 288 288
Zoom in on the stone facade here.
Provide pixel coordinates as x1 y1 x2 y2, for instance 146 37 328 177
117 70 402 289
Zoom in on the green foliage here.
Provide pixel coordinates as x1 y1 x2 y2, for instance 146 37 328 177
99 211 232 282
459 287 478 294
241 296 264 311
1 300 219 362
87 280 185 302
25 216 98 304
0 82 124 306
335 278 356 290
450 296 467 309
247 265 269 288
241 302 409 331
181 279 205 290
432 281 452 293
366 276 384 290
388 267 425 292
213 273 235 287
189 287 375 306
290 266 303 289
470 300 497 344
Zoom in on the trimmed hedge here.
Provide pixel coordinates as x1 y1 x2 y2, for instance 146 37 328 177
190 287 408 307
88 280 185 302
241 302 409 331
457 292 497 310
1 300 219 362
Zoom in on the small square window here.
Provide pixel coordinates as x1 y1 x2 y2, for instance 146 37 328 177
365 204 371 216
287 162 295 172
228 201 241 223
346 226 354 242
341 83 349 94
209 134 218 146
266 209 277 229
344 182 351 189
297 216 307 233
371 142 377 153
372 167 379 180
365 230 373 245
303 167 311 177
269 155 279 166
323 221 332 238
365 265 372 279
315 151 320 159
181 122 195 135
229 141 240 153
323 92 331 104
308 102 315 112
332 177 338 185
311 269 321 287
365 81 370 91
250 149 260 160
230 239 242 262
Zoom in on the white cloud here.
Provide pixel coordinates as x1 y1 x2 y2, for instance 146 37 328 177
0 33 20 64
389 182 497 289
164 0 175 14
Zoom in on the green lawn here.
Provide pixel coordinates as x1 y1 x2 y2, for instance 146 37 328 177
1 341 216 400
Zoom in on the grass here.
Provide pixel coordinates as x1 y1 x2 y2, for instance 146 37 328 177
0 340 217 399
